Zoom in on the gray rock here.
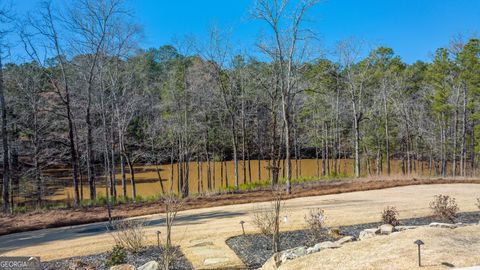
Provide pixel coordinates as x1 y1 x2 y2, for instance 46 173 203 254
335 235 355 245
396 225 419 231
138 261 159 270
429 222 457 229
280 246 307 263
379 224 395 235
390 231 401 236
307 241 341 254
359 228 380 240
316 241 341 249
203 257 229 266
110 264 136 270
259 253 282 270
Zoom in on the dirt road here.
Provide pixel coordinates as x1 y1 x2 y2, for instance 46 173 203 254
1 184 479 269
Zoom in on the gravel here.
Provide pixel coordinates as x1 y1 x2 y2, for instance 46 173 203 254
226 229 339 269
226 211 480 269
41 246 193 270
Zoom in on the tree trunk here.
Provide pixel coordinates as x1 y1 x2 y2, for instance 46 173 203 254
281 93 292 193
241 107 247 185
257 156 261 181
170 145 174 192
230 114 239 190
86 94 96 201
460 84 467 177
382 83 391 175
453 96 459 178
1 52 9 213
66 91 80 206
197 156 201 194
125 154 136 202
353 103 361 178
121 154 127 198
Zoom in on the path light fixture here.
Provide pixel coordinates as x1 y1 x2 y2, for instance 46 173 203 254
240 221 245 235
156 230 161 249
283 215 288 223
414 239 424 267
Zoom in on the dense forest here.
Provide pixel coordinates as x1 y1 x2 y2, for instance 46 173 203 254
0 0 479 213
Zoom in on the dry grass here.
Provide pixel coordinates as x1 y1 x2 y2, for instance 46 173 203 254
1 177 480 236
279 225 480 270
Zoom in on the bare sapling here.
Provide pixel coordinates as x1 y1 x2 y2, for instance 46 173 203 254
271 188 282 253
159 192 184 270
109 218 147 253
251 187 284 253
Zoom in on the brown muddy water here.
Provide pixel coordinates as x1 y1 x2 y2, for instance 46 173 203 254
50 158 451 201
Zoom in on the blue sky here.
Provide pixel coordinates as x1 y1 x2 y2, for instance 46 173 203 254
10 0 480 63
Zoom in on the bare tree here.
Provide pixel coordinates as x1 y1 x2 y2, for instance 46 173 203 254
69 0 128 201
336 39 372 178
252 0 318 193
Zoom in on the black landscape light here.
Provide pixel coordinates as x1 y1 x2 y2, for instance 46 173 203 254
156 230 161 249
240 220 245 235
414 239 424 267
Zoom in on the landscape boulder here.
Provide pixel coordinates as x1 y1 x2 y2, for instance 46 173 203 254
280 246 307 263
138 261 160 270
110 264 136 270
359 228 380 240
335 235 355 245
306 241 341 254
261 236 353 269
395 225 419 231
259 253 282 270
429 222 457 229
379 224 395 235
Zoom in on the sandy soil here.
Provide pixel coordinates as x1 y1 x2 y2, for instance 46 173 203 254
279 225 480 270
1 183 480 269
2 177 480 236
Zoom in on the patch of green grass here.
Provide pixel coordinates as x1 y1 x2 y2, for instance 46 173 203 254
12 172 350 212
11 205 29 214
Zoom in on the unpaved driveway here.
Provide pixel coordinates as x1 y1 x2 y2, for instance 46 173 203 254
1 184 479 269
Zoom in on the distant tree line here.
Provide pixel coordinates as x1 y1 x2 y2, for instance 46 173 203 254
0 0 479 213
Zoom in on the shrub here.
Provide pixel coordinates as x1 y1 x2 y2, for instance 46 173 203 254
251 205 276 236
304 208 326 244
109 218 147 253
381 206 400 226
476 198 480 210
429 194 459 223
105 245 126 267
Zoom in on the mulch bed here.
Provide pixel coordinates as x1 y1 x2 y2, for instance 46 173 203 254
226 211 480 269
41 246 193 270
